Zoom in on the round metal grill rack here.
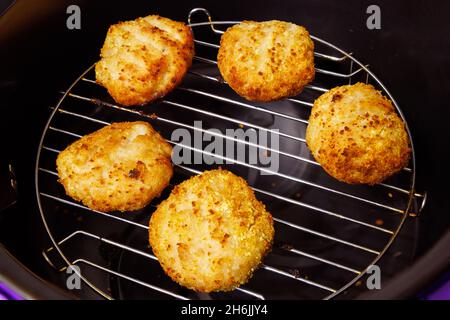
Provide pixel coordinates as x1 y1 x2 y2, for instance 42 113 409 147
35 8 425 299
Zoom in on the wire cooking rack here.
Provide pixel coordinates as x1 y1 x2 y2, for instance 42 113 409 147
35 8 426 299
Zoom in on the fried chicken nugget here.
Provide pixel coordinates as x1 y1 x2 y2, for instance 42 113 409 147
95 15 194 106
217 20 315 102
149 169 274 292
56 122 173 212
306 83 411 185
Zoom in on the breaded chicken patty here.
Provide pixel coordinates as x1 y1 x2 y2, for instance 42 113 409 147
149 169 274 292
95 15 194 106
306 83 411 185
217 20 315 102
56 122 173 212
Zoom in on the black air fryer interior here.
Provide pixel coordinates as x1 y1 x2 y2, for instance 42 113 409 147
0 0 449 300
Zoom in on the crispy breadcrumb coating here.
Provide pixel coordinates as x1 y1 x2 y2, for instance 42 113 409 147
306 83 411 185
95 15 194 106
149 169 274 292
56 122 173 212
217 20 315 102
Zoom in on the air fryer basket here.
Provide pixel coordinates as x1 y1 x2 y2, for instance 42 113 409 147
34 8 427 300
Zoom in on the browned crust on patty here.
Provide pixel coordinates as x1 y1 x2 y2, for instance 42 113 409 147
95 15 194 106
149 169 274 292
56 121 173 212
306 83 411 185
217 20 315 102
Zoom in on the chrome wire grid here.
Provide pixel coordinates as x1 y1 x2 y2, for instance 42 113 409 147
36 8 426 299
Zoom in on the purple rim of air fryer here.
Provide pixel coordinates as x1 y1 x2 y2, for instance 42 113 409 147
425 278 450 300
0 283 23 300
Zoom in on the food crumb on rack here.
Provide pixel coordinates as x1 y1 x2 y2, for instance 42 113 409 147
288 269 301 278
375 219 384 226
280 242 294 250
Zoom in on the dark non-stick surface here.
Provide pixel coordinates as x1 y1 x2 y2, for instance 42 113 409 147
1 0 449 298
